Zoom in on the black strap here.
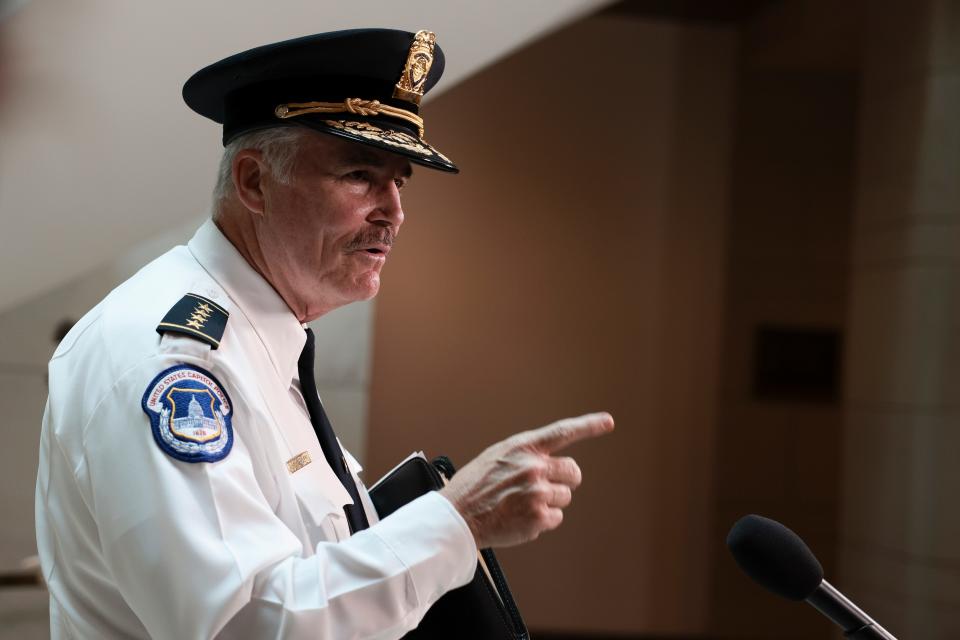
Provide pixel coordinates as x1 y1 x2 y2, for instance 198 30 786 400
297 327 369 533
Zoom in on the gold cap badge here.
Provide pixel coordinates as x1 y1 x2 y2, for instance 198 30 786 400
393 30 437 106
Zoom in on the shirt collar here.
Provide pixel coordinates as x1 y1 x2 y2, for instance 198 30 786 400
187 219 306 384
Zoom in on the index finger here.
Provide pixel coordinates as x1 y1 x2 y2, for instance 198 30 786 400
521 412 615 453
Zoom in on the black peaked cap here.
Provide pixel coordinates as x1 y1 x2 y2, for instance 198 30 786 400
182 29 457 172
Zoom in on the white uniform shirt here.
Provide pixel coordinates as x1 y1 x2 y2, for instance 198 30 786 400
35 220 477 639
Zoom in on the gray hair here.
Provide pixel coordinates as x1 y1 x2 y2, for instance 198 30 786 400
212 126 308 212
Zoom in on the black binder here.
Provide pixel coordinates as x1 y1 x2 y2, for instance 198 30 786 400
369 455 529 640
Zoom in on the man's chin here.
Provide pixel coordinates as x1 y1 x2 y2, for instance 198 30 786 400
353 275 381 301
318 274 381 312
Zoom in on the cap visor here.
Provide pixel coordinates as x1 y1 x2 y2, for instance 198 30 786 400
299 118 458 173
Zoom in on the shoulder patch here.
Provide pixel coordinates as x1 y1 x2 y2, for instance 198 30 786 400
141 364 234 463
156 293 228 349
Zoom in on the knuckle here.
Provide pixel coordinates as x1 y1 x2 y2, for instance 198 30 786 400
532 456 549 475
534 483 553 503
521 460 546 483
552 423 572 441
538 505 563 531
551 508 564 528
551 456 582 486
519 467 539 485
508 430 531 447
535 502 553 523
523 485 546 508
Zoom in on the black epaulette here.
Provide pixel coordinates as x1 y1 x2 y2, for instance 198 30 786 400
156 293 229 349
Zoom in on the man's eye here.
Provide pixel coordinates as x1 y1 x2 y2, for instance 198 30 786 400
394 178 406 190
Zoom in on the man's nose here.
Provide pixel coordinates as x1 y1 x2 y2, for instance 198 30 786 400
369 181 405 229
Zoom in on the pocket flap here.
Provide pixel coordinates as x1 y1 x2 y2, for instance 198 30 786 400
286 449 352 526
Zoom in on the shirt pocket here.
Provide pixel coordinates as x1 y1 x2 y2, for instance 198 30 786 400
286 449 353 544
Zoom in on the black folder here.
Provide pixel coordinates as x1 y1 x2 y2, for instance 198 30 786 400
369 455 529 640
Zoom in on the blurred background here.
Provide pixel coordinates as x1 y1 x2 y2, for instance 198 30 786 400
1 0 958 637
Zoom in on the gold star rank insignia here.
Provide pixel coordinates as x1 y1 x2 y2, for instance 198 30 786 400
157 293 229 349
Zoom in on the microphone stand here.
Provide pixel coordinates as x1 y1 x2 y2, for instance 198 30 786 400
848 626 897 640
808 581 897 640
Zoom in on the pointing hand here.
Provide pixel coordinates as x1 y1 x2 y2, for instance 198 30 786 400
439 412 615 549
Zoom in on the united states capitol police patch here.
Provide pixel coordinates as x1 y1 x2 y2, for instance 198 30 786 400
141 364 233 463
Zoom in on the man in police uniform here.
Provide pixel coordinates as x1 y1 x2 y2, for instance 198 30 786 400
35 29 614 639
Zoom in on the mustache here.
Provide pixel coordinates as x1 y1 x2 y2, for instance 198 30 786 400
345 228 395 251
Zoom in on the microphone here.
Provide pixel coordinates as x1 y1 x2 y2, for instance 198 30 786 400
726 514 898 640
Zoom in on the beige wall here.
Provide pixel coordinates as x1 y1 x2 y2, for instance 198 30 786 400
708 68 858 638
840 1 960 636
366 15 736 635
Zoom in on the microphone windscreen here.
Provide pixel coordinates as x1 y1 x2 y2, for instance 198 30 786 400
726 514 824 601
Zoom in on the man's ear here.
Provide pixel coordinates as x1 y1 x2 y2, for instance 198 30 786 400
233 149 268 216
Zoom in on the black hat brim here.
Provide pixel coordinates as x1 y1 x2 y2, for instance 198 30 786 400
293 117 458 173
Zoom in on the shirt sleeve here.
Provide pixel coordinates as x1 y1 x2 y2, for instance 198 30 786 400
83 353 477 640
